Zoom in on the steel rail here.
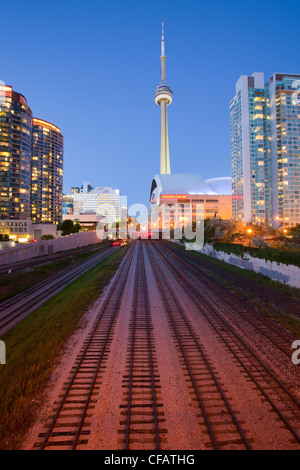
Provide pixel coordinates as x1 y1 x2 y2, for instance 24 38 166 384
0 247 116 333
39 245 134 450
165 242 300 318
161 243 293 358
151 243 300 445
146 242 252 451
125 242 160 450
0 246 113 310
0 243 106 275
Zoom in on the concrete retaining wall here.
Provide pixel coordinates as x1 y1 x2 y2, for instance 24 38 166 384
198 243 300 289
0 241 16 250
0 231 102 266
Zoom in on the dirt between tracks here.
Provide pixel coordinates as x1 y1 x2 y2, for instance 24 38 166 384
21 271 119 450
22 241 300 450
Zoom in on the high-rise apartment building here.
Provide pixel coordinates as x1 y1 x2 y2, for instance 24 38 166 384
0 85 32 219
230 72 300 226
31 118 63 223
266 74 300 227
0 84 64 225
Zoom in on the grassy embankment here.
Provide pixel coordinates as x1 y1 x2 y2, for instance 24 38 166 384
165 241 300 337
0 245 128 450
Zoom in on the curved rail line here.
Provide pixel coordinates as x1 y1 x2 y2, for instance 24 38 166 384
145 243 252 450
36 244 134 450
0 243 106 275
165 242 300 318
159 242 294 358
121 242 164 450
150 242 300 445
0 246 118 334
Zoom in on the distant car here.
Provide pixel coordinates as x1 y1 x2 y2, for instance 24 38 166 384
111 240 121 246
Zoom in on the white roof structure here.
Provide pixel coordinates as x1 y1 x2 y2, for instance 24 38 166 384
205 177 232 195
150 173 232 198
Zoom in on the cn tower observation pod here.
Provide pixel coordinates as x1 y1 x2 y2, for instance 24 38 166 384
155 82 173 105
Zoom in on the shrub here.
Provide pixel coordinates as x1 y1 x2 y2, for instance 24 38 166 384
250 236 269 248
212 241 300 267
213 242 245 257
0 234 10 242
58 220 82 236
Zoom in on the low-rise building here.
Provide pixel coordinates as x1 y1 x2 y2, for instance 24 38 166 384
0 219 57 242
149 174 232 233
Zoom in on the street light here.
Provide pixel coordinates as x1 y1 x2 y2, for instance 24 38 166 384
245 227 253 245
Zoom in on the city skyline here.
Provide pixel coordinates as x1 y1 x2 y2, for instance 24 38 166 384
1 0 300 208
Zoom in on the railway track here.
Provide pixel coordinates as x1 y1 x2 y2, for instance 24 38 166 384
0 243 106 275
36 244 134 450
149 242 300 446
0 246 119 335
119 242 165 450
26 240 299 450
157 242 295 359
165 242 300 318
145 242 252 450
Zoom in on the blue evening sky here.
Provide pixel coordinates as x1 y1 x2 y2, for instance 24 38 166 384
1 0 300 207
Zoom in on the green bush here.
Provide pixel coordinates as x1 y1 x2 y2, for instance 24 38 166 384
58 219 82 236
213 241 300 267
0 234 10 242
213 242 245 257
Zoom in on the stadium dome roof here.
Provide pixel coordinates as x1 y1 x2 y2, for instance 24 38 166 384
205 177 232 195
150 173 232 199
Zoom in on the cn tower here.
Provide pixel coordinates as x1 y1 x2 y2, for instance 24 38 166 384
155 20 173 174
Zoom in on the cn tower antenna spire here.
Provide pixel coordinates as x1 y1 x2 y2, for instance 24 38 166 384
161 18 165 58
160 19 166 82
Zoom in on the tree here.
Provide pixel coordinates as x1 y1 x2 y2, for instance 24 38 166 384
59 219 76 236
288 224 300 240
204 218 218 243
57 220 82 236
0 234 10 242
73 222 81 233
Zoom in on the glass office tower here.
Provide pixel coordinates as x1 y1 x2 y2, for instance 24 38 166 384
230 73 271 224
230 72 300 227
266 74 300 227
31 118 63 224
0 85 32 219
